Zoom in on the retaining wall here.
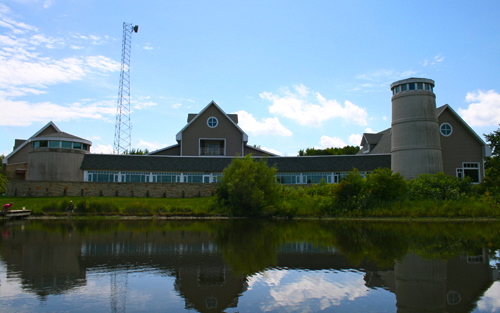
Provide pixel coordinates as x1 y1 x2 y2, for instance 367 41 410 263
6 181 217 198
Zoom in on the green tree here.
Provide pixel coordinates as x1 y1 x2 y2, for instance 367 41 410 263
298 146 360 156
0 172 7 195
333 169 367 212
482 125 500 197
407 172 471 201
0 154 6 195
365 168 407 203
215 155 281 217
123 148 150 155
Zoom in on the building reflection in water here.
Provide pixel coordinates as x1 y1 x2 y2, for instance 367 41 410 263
0 220 498 312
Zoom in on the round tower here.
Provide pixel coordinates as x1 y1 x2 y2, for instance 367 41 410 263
390 78 443 179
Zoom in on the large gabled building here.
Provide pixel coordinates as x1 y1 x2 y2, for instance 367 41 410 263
2 78 491 197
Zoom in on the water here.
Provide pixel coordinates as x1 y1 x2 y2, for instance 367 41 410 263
0 219 499 313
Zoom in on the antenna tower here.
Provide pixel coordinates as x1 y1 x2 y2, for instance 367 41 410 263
114 22 139 154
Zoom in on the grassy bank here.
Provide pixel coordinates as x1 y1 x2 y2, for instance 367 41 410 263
1 194 499 218
0 196 216 217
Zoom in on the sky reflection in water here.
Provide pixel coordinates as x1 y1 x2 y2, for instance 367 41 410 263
0 220 498 313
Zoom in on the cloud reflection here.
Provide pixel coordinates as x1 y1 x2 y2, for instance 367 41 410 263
248 269 369 312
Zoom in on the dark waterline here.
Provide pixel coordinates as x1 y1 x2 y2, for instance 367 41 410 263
0 219 499 312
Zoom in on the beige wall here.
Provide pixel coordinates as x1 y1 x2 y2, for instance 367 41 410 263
438 109 484 178
27 148 87 181
6 181 217 198
181 105 243 156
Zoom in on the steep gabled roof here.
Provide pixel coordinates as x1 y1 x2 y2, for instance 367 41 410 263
3 121 60 164
359 128 392 154
175 101 248 142
436 104 491 156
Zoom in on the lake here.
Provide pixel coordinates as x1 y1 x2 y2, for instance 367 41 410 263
0 219 499 313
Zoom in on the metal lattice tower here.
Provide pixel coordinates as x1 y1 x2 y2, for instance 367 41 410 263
114 22 138 154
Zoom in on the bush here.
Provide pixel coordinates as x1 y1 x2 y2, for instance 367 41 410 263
407 172 471 201
365 168 407 204
332 169 367 212
0 172 7 195
215 155 281 217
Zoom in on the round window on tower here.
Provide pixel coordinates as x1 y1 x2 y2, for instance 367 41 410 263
440 123 453 136
207 117 218 128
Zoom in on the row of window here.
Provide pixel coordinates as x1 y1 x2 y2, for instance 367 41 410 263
86 171 222 183
392 82 434 95
32 140 90 151
85 171 368 184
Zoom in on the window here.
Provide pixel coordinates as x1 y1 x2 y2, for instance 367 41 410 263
49 141 60 148
408 83 415 90
463 163 480 183
62 141 72 148
417 82 424 90
207 117 218 128
440 123 453 136
401 84 407 91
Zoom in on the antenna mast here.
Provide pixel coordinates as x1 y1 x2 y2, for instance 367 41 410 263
114 22 139 154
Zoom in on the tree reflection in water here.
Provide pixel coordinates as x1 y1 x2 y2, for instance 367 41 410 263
0 219 498 312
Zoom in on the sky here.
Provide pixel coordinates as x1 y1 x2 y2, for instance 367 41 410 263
0 0 499 156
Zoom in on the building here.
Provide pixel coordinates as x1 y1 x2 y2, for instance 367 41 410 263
2 78 491 197
359 78 490 182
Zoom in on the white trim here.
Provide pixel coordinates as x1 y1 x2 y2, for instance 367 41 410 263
199 138 226 156
175 101 248 143
3 121 62 164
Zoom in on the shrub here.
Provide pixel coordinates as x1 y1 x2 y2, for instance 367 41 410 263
365 168 407 205
215 155 281 217
332 169 367 212
407 172 471 201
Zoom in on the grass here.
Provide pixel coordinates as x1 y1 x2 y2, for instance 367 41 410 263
1 192 499 219
0 196 217 217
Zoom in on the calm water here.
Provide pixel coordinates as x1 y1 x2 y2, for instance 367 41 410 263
0 219 499 313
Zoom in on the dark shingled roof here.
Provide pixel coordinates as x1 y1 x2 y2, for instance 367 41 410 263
81 154 391 173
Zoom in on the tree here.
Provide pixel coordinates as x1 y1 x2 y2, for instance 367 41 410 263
215 155 281 217
365 168 407 203
333 169 366 211
298 146 360 156
482 125 500 197
123 148 150 155
0 154 6 195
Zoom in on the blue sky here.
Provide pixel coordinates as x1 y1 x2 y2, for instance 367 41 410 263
1 0 499 156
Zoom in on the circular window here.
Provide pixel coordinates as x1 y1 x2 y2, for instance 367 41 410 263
207 117 218 128
447 291 461 305
440 123 453 136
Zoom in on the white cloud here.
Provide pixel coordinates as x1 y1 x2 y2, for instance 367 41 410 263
0 13 119 97
320 135 346 148
143 43 153 50
477 282 500 312
349 133 362 146
458 90 500 126
91 144 113 154
137 139 164 152
260 84 368 127
356 69 418 83
0 98 116 126
250 270 370 312
422 53 445 67
236 110 293 136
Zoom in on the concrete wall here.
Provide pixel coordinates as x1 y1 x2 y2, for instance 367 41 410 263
391 78 443 179
27 148 86 181
6 180 217 198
